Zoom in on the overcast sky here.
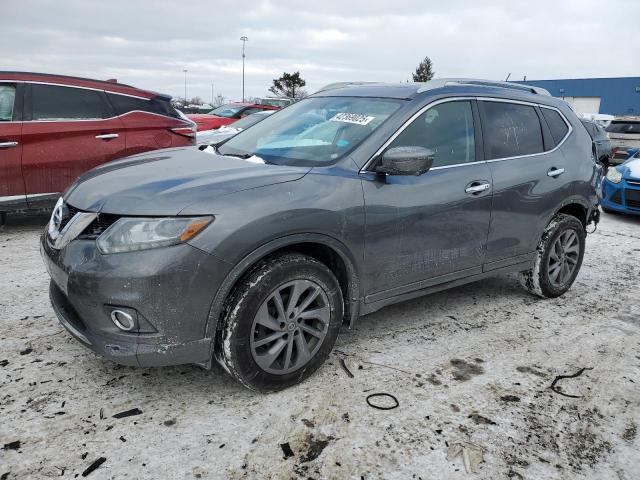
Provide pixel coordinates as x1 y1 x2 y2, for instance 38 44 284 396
2 0 639 103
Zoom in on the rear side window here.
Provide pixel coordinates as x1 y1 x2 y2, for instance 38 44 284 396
542 108 570 146
31 84 107 120
107 93 180 119
388 101 475 167
606 121 640 134
482 101 544 159
0 84 16 121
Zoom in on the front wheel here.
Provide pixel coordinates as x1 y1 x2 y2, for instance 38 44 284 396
219 253 343 392
520 214 586 298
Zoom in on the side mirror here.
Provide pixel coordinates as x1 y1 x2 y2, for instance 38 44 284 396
376 146 434 176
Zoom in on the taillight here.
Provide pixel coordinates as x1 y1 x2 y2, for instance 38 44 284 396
170 126 196 138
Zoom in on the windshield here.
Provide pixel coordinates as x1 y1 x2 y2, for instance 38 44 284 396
208 104 244 118
606 121 640 134
218 96 403 165
227 111 273 130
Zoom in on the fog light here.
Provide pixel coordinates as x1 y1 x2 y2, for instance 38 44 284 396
111 310 135 331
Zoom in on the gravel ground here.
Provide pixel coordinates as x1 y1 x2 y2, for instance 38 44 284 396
1 212 639 480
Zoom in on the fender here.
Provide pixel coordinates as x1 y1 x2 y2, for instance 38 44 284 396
546 195 592 228
202 232 362 367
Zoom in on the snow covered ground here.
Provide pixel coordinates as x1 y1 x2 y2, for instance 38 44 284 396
1 212 639 479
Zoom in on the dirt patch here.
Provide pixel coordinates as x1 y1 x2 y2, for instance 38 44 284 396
622 422 637 442
450 358 484 381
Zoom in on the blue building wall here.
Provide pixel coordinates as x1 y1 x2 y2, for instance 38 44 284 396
512 77 640 115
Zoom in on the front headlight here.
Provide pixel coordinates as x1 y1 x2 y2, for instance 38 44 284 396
605 167 623 184
97 216 213 254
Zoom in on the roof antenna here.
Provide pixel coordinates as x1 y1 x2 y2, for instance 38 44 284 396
505 73 511 81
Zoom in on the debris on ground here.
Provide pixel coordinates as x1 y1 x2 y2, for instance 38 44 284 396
447 440 484 474
339 357 354 378
550 367 594 398
366 393 399 410
3 441 21 451
280 442 295 459
112 408 143 419
81 457 106 477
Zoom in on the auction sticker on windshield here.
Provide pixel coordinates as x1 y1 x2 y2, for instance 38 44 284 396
330 112 375 126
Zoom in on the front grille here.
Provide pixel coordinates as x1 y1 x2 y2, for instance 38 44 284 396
625 189 640 209
627 178 640 187
610 190 622 205
79 214 119 239
65 204 120 239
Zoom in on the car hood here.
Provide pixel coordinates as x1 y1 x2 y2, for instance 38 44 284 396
64 147 311 215
622 157 640 178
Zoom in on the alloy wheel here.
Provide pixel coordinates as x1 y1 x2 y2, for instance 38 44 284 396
547 229 580 287
250 279 330 375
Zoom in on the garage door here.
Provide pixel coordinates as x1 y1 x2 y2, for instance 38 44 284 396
563 96 601 115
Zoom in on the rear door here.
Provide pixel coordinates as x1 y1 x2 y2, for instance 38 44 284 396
21 83 126 206
481 100 571 270
106 93 193 154
0 82 26 209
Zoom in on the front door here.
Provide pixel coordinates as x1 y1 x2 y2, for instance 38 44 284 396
361 99 492 300
0 82 25 209
21 83 126 206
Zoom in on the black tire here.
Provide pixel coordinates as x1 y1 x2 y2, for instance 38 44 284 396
602 206 616 214
219 253 343 392
519 214 586 299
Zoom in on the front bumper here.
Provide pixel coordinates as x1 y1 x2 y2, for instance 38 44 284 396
601 177 640 216
41 234 232 367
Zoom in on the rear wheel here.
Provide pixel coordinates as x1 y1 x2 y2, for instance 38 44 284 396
520 214 585 298
219 253 343 391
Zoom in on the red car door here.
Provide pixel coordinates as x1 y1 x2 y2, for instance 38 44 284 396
21 83 126 205
0 82 26 209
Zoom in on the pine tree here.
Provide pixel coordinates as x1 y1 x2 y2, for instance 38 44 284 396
412 56 435 82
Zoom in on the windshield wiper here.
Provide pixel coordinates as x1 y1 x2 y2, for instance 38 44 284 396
223 152 253 159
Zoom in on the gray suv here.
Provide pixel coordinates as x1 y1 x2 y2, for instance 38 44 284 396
41 79 600 391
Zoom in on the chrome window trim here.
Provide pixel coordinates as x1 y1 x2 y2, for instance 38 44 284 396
26 80 149 99
20 109 182 124
360 96 574 173
430 160 486 171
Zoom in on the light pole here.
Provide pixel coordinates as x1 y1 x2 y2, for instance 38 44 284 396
240 36 248 102
211 82 214 105
183 69 188 105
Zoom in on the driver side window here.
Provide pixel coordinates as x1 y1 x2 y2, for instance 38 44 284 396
388 101 476 167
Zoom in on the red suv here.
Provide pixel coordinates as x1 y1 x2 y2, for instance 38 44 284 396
0 72 196 216
187 102 279 132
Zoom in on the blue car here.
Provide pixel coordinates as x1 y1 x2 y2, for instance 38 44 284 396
601 150 640 215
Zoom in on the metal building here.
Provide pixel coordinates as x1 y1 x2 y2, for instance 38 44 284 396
512 77 640 116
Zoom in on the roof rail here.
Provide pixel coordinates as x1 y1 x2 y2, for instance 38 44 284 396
315 81 379 93
417 78 551 96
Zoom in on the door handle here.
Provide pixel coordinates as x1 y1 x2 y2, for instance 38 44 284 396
465 182 491 194
547 167 565 178
0 141 18 148
95 133 119 140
